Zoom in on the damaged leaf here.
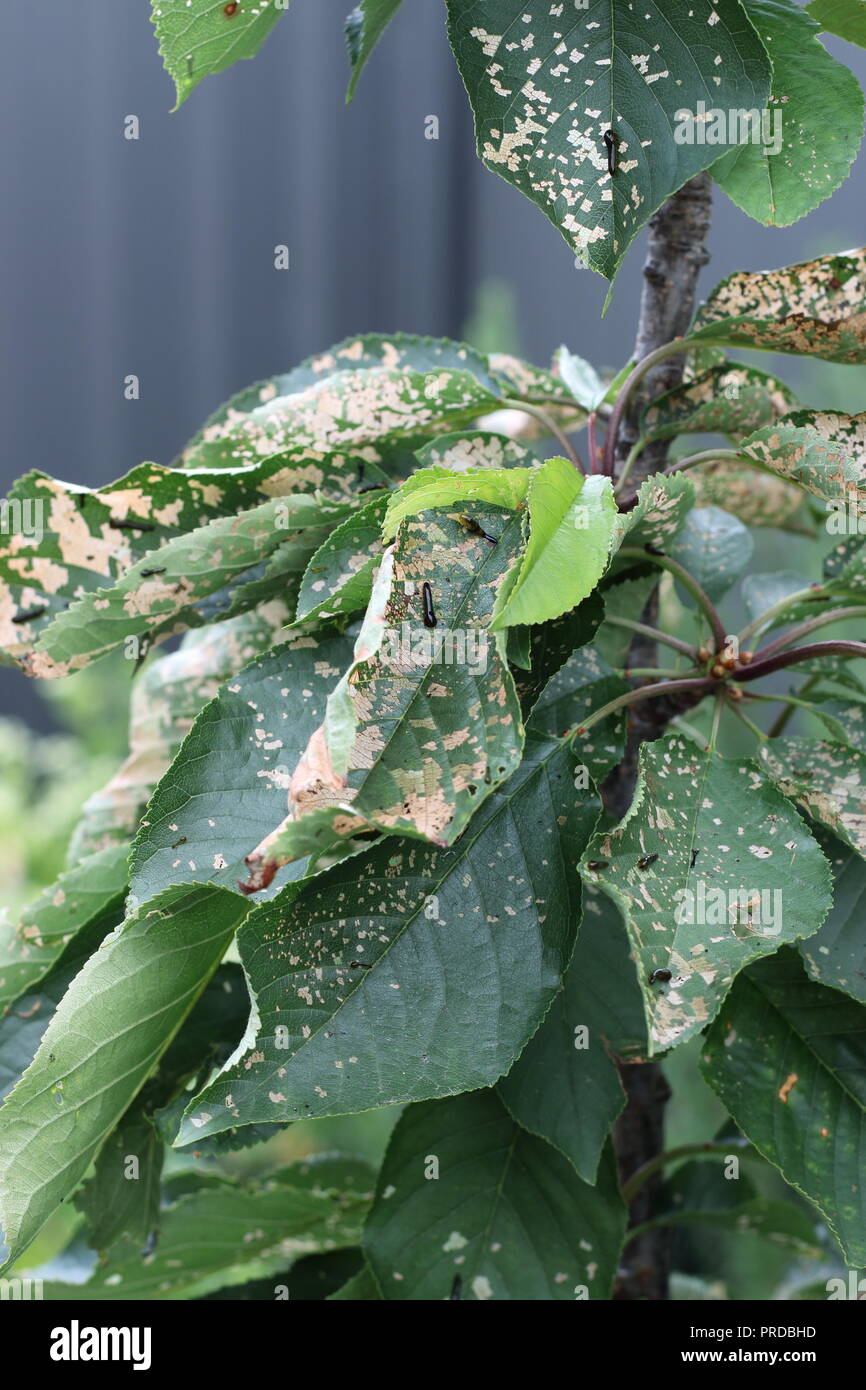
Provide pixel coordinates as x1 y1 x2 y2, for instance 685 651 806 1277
580 735 833 1053
178 733 594 1140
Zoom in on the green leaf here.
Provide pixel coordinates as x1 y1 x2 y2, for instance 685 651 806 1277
345 0 403 99
759 737 866 859
528 645 628 782
498 886 645 1182
74 964 260 1250
592 571 660 669
808 0 866 47
295 493 389 624
446 0 770 281
556 348 606 412
178 733 595 1140
491 463 617 630
799 828 866 1003
22 496 345 678
742 411 866 506
668 506 754 603
0 885 250 1273
700 948 866 1267
712 0 863 226
642 363 797 444
580 734 833 1052
244 508 526 874
130 628 356 903
0 846 127 1013
327 1261 382 1300
363 1091 626 1299
382 464 531 540
655 1158 822 1255
511 594 605 715
692 247 866 362
150 0 286 109
42 1161 371 1300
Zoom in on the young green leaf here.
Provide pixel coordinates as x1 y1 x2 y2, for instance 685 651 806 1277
0 885 250 1273
382 465 531 540
701 948 866 1267
491 463 617 631
178 733 595 1140
446 0 771 281
580 735 833 1053
363 1091 626 1299
712 0 863 226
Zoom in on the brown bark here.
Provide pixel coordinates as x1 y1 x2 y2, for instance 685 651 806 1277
606 173 713 1301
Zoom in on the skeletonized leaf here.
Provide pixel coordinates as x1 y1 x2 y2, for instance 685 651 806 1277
491 463 617 630
446 0 770 280
712 0 863 226
179 733 595 1141
345 0 404 99
688 459 812 531
19 496 344 678
701 948 866 1267
692 247 866 362
615 474 696 551
580 735 833 1052
641 363 797 444
244 508 525 876
150 0 286 109
742 410 866 506
0 885 250 1273
130 629 356 904
759 737 866 859
363 1091 626 1299
413 430 538 472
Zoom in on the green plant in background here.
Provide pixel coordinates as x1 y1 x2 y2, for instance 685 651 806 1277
0 0 865 1302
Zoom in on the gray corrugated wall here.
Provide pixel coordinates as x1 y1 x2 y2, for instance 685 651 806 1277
2 1 865 724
